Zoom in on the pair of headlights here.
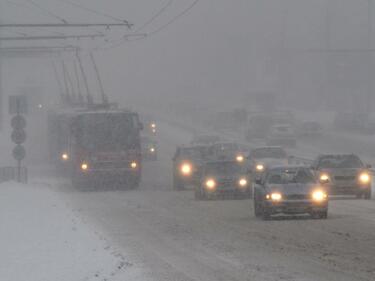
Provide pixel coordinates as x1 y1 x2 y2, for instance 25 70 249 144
266 190 327 202
205 178 248 190
80 161 138 171
320 172 371 184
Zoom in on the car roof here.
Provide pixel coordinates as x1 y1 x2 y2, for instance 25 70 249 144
267 165 310 172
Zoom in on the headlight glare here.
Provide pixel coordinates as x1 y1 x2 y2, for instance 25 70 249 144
180 163 192 175
312 190 327 201
269 192 282 201
320 174 330 182
238 178 247 187
236 155 244 162
359 172 371 184
256 164 265 172
205 179 216 190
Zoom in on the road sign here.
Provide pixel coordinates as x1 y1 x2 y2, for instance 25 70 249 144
12 144 26 161
11 129 26 144
11 115 26 130
9 95 28 115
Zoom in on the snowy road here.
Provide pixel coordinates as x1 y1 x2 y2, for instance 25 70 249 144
41 121 375 281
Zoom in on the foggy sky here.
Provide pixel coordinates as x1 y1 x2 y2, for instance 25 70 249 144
1 0 374 111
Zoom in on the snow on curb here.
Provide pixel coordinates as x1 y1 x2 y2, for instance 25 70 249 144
0 181 150 281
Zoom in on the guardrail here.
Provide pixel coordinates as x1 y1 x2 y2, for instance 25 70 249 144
0 166 28 184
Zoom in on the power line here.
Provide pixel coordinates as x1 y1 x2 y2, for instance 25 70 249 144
56 0 132 28
100 0 200 50
25 0 68 24
0 34 104 41
135 0 174 32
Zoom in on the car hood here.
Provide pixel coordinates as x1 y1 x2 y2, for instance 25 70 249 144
255 158 289 168
318 168 362 177
266 183 320 195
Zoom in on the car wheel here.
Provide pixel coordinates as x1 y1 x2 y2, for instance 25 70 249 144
261 205 271 220
194 187 203 200
254 197 261 218
312 211 328 219
364 189 371 200
173 175 184 190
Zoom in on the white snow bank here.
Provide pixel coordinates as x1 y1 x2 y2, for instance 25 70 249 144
0 181 150 281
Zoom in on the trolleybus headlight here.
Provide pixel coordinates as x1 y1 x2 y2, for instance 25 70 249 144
205 179 216 190
81 163 88 171
180 163 192 176
312 190 327 202
238 178 248 187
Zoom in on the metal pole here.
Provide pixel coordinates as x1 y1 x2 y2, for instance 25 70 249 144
90 52 108 104
76 52 92 105
367 0 373 114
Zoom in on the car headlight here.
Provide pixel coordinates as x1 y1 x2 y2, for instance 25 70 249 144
81 162 88 171
236 155 244 162
312 190 328 201
359 172 371 184
266 192 282 201
150 123 156 129
205 179 216 190
319 173 330 182
180 163 192 175
61 153 69 161
238 178 247 187
149 147 155 153
130 162 138 169
256 164 265 172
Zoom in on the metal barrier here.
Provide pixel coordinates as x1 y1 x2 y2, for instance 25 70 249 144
0 166 28 183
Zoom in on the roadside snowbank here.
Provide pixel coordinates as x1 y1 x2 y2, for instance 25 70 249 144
0 181 150 281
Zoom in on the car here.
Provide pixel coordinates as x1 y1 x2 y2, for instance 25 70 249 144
190 134 220 146
195 160 251 200
172 145 212 190
248 146 289 176
266 124 297 147
311 154 372 199
141 136 158 161
297 121 323 137
253 166 328 220
210 142 248 163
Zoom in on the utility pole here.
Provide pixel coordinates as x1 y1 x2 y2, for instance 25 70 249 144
0 1 3 130
367 0 373 114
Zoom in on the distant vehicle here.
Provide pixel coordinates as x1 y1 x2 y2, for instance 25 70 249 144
266 124 297 147
210 142 248 163
254 166 328 220
190 135 220 146
297 121 323 137
248 146 289 175
172 145 212 190
48 107 143 188
245 114 273 140
141 136 157 161
311 154 372 199
195 160 251 200
333 112 375 135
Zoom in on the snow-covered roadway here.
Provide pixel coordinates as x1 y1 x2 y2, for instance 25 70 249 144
52 122 375 281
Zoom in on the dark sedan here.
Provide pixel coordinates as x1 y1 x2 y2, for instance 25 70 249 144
254 166 328 220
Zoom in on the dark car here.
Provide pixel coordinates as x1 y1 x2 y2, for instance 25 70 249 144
195 160 251 200
210 142 248 163
312 154 372 199
172 145 212 190
254 166 328 220
248 146 289 176
141 136 158 161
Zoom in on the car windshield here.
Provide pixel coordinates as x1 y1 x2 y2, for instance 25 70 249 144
205 162 245 175
252 148 287 159
318 155 363 169
267 168 316 184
